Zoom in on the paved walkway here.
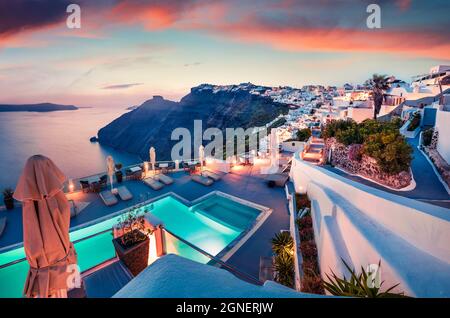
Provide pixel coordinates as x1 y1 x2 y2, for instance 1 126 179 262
323 135 450 209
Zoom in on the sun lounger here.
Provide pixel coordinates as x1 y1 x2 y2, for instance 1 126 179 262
154 174 174 185
99 190 119 206
191 174 214 186
201 170 222 181
0 217 6 238
143 177 164 190
117 186 133 201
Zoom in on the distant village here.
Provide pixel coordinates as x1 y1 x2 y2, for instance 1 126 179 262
195 65 450 151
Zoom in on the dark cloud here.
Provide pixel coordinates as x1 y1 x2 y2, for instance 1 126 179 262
0 0 72 37
102 83 143 90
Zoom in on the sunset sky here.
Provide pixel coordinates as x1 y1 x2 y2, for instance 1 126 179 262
0 0 449 107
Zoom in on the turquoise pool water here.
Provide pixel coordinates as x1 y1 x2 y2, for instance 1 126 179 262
0 194 261 298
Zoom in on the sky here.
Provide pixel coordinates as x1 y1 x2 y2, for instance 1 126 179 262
0 0 449 108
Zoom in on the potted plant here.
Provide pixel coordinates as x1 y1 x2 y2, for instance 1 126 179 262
115 163 123 183
3 188 14 210
112 210 153 276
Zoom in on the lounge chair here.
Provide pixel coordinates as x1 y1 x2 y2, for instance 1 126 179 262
191 174 214 186
99 190 118 206
80 180 90 193
154 174 174 185
117 186 133 201
143 177 164 190
0 217 6 238
201 170 222 181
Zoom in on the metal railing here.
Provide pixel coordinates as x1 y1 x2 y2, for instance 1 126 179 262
0 228 113 270
1 225 263 288
163 227 263 286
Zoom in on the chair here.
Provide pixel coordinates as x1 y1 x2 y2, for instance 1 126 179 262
154 174 173 185
80 180 90 193
99 190 118 206
0 217 6 238
191 174 214 186
91 181 101 193
143 177 164 191
99 175 108 188
117 186 133 201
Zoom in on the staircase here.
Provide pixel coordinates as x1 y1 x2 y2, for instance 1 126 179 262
301 137 325 164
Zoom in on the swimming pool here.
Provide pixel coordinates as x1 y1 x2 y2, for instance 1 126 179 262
0 192 268 298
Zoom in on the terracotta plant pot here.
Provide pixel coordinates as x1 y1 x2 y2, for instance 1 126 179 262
113 230 149 276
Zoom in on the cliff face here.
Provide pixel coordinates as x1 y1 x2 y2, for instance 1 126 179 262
97 85 289 160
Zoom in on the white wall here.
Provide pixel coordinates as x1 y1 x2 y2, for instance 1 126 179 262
347 107 373 123
290 153 450 297
282 141 305 153
435 109 450 164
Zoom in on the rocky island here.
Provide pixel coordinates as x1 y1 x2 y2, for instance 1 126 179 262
0 103 78 112
98 83 289 160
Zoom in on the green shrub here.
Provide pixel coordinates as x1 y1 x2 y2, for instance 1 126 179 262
407 112 421 131
296 215 312 231
296 128 311 142
324 118 412 174
322 259 408 298
295 193 311 211
362 132 412 174
271 232 294 259
274 254 294 288
422 128 434 147
322 119 356 139
335 124 362 145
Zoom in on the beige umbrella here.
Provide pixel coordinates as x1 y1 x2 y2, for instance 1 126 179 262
106 155 115 191
149 147 156 174
13 155 77 298
199 145 205 172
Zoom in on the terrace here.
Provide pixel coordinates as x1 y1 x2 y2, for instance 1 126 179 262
0 156 292 297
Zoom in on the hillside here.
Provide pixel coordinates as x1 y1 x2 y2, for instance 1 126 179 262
97 84 289 160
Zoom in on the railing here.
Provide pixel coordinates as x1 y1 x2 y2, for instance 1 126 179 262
162 227 263 286
1 226 263 289
0 228 113 270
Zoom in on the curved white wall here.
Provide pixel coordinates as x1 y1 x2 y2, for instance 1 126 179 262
290 152 450 297
436 109 450 164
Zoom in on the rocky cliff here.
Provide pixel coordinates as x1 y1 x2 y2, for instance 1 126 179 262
98 84 289 160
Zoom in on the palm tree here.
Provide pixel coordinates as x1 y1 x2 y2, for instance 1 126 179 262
365 74 390 119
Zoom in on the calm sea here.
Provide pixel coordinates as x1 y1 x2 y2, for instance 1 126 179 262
0 106 140 190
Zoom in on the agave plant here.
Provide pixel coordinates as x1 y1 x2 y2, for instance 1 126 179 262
322 259 408 298
274 253 294 288
271 231 294 258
